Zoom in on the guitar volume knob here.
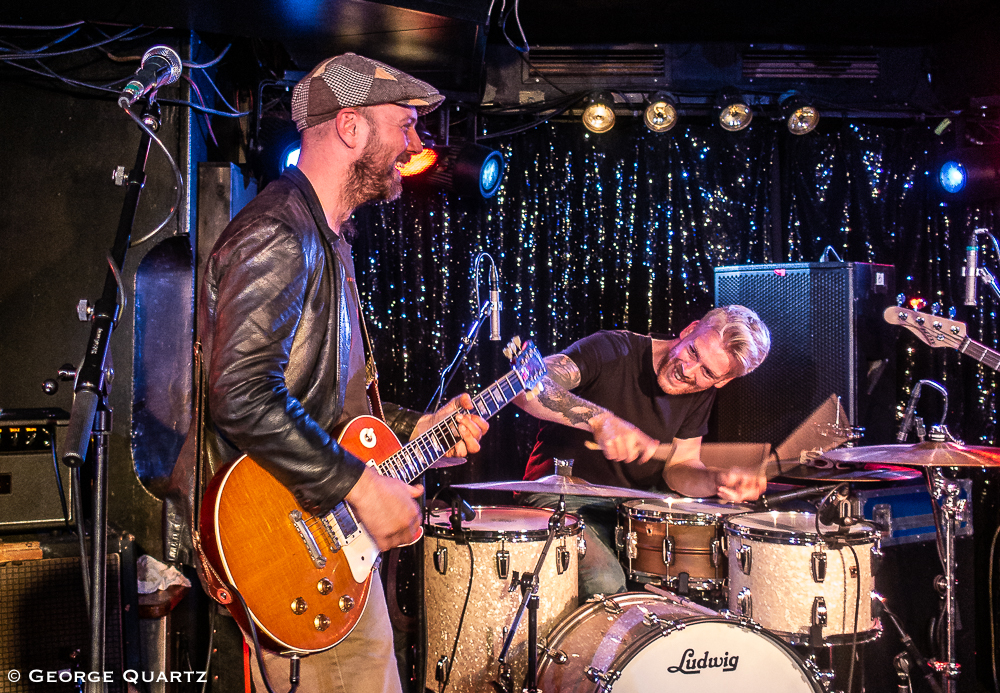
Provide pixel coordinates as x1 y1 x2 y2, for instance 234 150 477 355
314 614 331 631
291 597 308 615
339 596 355 612
317 578 334 595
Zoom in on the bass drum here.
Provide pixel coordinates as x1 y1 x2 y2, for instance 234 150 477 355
537 593 823 692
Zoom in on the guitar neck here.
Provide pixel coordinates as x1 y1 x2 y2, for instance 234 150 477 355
959 336 1000 371
377 370 524 484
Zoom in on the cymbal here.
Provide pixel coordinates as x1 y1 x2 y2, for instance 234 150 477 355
822 441 1000 468
429 457 466 469
779 463 920 483
453 474 666 500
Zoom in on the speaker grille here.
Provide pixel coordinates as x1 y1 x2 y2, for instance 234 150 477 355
715 262 894 447
0 555 123 692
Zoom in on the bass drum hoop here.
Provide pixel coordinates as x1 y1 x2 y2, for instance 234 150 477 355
424 505 582 542
539 593 825 692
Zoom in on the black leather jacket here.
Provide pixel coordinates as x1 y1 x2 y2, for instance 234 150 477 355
200 168 420 515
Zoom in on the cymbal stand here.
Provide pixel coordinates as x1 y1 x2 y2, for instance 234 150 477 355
927 464 965 693
495 496 566 693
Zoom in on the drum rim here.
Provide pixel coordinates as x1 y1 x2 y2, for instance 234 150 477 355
424 504 582 541
723 511 879 546
538 592 824 692
622 497 752 521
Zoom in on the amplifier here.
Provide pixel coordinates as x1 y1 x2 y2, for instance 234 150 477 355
0 408 72 531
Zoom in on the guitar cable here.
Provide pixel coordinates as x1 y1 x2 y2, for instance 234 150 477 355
233 587 300 693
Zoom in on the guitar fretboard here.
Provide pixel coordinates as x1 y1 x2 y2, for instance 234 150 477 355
376 370 525 484
959 337 1000 371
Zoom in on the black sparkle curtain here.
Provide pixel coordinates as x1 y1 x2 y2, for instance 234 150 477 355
351 118 1000 483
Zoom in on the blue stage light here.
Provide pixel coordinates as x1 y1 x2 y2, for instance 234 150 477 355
281 144 301 172
938 160 967 194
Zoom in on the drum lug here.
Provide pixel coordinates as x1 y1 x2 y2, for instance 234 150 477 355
556 545 571 575
711 538 722 568
496 547 510 580
871 536 883 576
585 666 620 690
577 533 587 558
434 656 451 684
601 596 624 616
614 524 624 551
737 543 752 575
626 531 638 560
812 596 828 626
538 639 568 665
662 536 675 566
737 587 753 619
811 551 827 583
433 546 448 575
642 611 684 636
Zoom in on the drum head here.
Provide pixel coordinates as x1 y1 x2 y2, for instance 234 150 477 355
613 617 822 692
725 511 877 544
425 505 579 540
625 496 752 519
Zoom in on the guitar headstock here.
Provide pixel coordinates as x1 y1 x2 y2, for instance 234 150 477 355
505 337 547 392
883 306 967 349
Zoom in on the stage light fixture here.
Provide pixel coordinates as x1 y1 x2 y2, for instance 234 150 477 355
280 142 301 172
717 93 753 132
582 92 616 134
780 93 820 135
410 142 505 198
936 145 1000 201
644 93 678 133
398 148 438 177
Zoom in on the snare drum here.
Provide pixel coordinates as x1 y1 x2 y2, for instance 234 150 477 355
537 592 824 692
616 497 750 591
423 505 583 693
725 511 881 645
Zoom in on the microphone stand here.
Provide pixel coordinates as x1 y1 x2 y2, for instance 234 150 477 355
60 100 161 693
425 300 491 413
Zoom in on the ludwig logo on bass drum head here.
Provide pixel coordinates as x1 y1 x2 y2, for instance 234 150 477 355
666 648 739 674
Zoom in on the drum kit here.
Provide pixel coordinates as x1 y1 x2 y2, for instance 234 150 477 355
419 430 998 693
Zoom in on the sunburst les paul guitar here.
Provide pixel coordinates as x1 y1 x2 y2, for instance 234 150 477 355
884 306 1000 370
199 338 547 654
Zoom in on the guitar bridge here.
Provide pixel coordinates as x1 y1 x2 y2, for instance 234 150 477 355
289 510 327 569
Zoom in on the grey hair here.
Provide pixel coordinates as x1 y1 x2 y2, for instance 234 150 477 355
699 305 771 377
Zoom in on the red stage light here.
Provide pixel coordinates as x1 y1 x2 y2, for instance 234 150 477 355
398 149 438 177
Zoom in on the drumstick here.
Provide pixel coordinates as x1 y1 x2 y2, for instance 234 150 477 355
584 439 676 461
644 583 720 616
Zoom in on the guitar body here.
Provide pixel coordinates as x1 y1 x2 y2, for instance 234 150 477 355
200 415 404 654
198 337 548 654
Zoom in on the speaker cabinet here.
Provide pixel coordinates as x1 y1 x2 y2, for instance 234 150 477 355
714 262 896 447
0 533 139 692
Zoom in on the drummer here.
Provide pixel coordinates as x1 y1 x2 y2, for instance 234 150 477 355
513 305 771 597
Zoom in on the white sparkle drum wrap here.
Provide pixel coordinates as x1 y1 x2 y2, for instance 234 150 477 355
423 506 581 693
537 593 822 692
725 511 880 644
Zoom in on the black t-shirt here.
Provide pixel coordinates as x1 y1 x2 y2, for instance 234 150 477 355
523 330 715 490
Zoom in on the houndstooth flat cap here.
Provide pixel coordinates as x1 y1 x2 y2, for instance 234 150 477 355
291 53 444 131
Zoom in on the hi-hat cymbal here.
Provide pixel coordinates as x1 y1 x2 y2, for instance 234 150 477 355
453 474 666 500
779 463 920 483
822 441 1000 467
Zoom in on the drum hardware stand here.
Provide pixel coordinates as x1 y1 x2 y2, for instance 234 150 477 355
494 496 567 693
927 457 965 693
874 593 943 693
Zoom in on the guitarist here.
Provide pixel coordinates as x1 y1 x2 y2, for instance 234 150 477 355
196 54 487 693
513 305 770 598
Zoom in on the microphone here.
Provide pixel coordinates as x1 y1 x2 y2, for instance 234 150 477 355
896 381 923 443
118 46 183 108
489 265 501 341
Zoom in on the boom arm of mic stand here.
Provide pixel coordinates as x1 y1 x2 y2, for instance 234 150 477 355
979 266 1000 301
876 594 943 693
425 300 491 413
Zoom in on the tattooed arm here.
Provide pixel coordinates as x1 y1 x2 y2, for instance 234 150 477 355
514 353 660 463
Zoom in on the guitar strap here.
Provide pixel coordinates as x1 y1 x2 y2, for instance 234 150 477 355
352 279 386 422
